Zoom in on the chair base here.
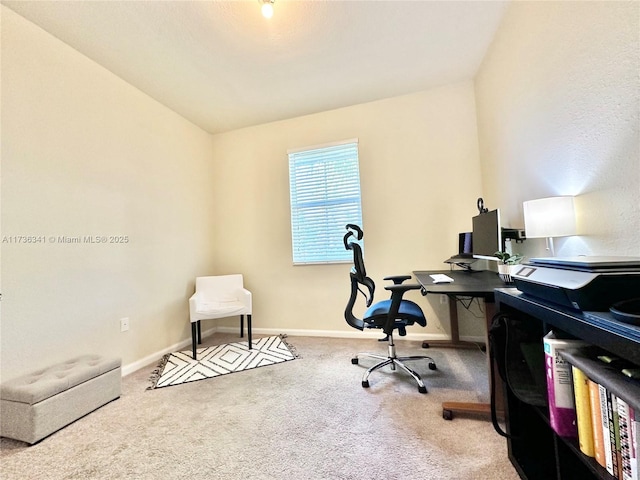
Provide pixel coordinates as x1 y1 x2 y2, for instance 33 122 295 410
351 335 436 394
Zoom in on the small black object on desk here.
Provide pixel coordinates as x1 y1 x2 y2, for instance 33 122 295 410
610 297 640 325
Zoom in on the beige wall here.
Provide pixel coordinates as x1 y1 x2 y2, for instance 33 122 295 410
475 1 639 258
1 7 216 379
1 7 485 381
210 83 485 341
5 1 635 380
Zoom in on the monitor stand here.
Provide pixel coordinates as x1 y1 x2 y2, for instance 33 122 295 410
444 257 478 272
455 262 475 272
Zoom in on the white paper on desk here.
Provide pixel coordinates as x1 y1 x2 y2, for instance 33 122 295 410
429 274 454 283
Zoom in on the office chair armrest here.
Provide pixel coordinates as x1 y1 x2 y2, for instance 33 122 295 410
384 283 422 294
382 283 422 336
383 275 412 284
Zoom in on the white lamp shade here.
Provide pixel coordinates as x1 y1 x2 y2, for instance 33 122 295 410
523 196 577 238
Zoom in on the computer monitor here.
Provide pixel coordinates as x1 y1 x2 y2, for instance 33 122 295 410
458 232 473 257
472 208 502 261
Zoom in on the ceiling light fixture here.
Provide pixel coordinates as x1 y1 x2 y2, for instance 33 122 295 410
261 0 275 19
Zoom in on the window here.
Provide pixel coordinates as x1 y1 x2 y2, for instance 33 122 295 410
288 139 363 264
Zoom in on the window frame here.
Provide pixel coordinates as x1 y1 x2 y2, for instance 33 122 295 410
287 138 363 265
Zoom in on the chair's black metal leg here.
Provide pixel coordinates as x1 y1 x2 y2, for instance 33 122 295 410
191 323 198 360
197 320 202 344
240 315 244 338
248 314 252 349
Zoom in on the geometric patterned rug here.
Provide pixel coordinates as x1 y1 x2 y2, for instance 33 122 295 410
147 335 298 389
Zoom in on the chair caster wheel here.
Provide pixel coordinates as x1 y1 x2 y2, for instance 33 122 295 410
428 362 437 370
418 386 427 394
362 380 370 388
351 357 359 365
443 409 453 420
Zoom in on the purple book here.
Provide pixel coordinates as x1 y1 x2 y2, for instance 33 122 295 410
544 332 585 437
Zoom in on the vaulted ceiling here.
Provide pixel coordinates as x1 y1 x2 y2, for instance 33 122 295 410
3 0 509 134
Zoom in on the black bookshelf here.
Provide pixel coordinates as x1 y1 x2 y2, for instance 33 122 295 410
495 289 639 480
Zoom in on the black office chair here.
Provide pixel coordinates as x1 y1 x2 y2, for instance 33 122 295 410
343 224 436 394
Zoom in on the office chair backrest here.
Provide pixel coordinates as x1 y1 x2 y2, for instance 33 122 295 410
344 225 375 331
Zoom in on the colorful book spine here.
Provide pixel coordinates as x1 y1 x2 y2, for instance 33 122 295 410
543 332 584 437
608 392 620 478
626 404 638 480
614 394 623 480
559 347 640 479
632 412 639 480
572 365 595 457
589 379 607 468
600 383 614 475
607 390 618 478
618 396 633 480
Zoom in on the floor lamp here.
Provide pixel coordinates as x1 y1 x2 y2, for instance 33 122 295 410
523 196 577 257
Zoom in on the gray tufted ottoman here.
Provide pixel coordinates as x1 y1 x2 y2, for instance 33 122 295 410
0 355 121 444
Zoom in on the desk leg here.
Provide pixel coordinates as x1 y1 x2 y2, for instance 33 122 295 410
441 301 504 421
422 295 484 350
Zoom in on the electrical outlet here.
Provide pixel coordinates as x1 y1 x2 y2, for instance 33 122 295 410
440 295 447 305
120 317 130 332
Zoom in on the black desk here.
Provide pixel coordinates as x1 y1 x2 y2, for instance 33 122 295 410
413 269 506 419
413 270 504 348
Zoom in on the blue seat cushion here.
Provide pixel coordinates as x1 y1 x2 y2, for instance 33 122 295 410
364 299 427 328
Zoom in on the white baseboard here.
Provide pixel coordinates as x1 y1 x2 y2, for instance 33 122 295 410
216 326 484 344
121 326 217 377
122 326 485 377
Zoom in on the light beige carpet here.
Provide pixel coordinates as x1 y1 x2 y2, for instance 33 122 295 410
0 334 520 480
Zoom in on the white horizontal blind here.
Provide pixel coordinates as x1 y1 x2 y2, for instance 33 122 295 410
288 140 363 264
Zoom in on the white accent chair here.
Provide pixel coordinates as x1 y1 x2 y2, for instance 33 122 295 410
188 274 252 360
